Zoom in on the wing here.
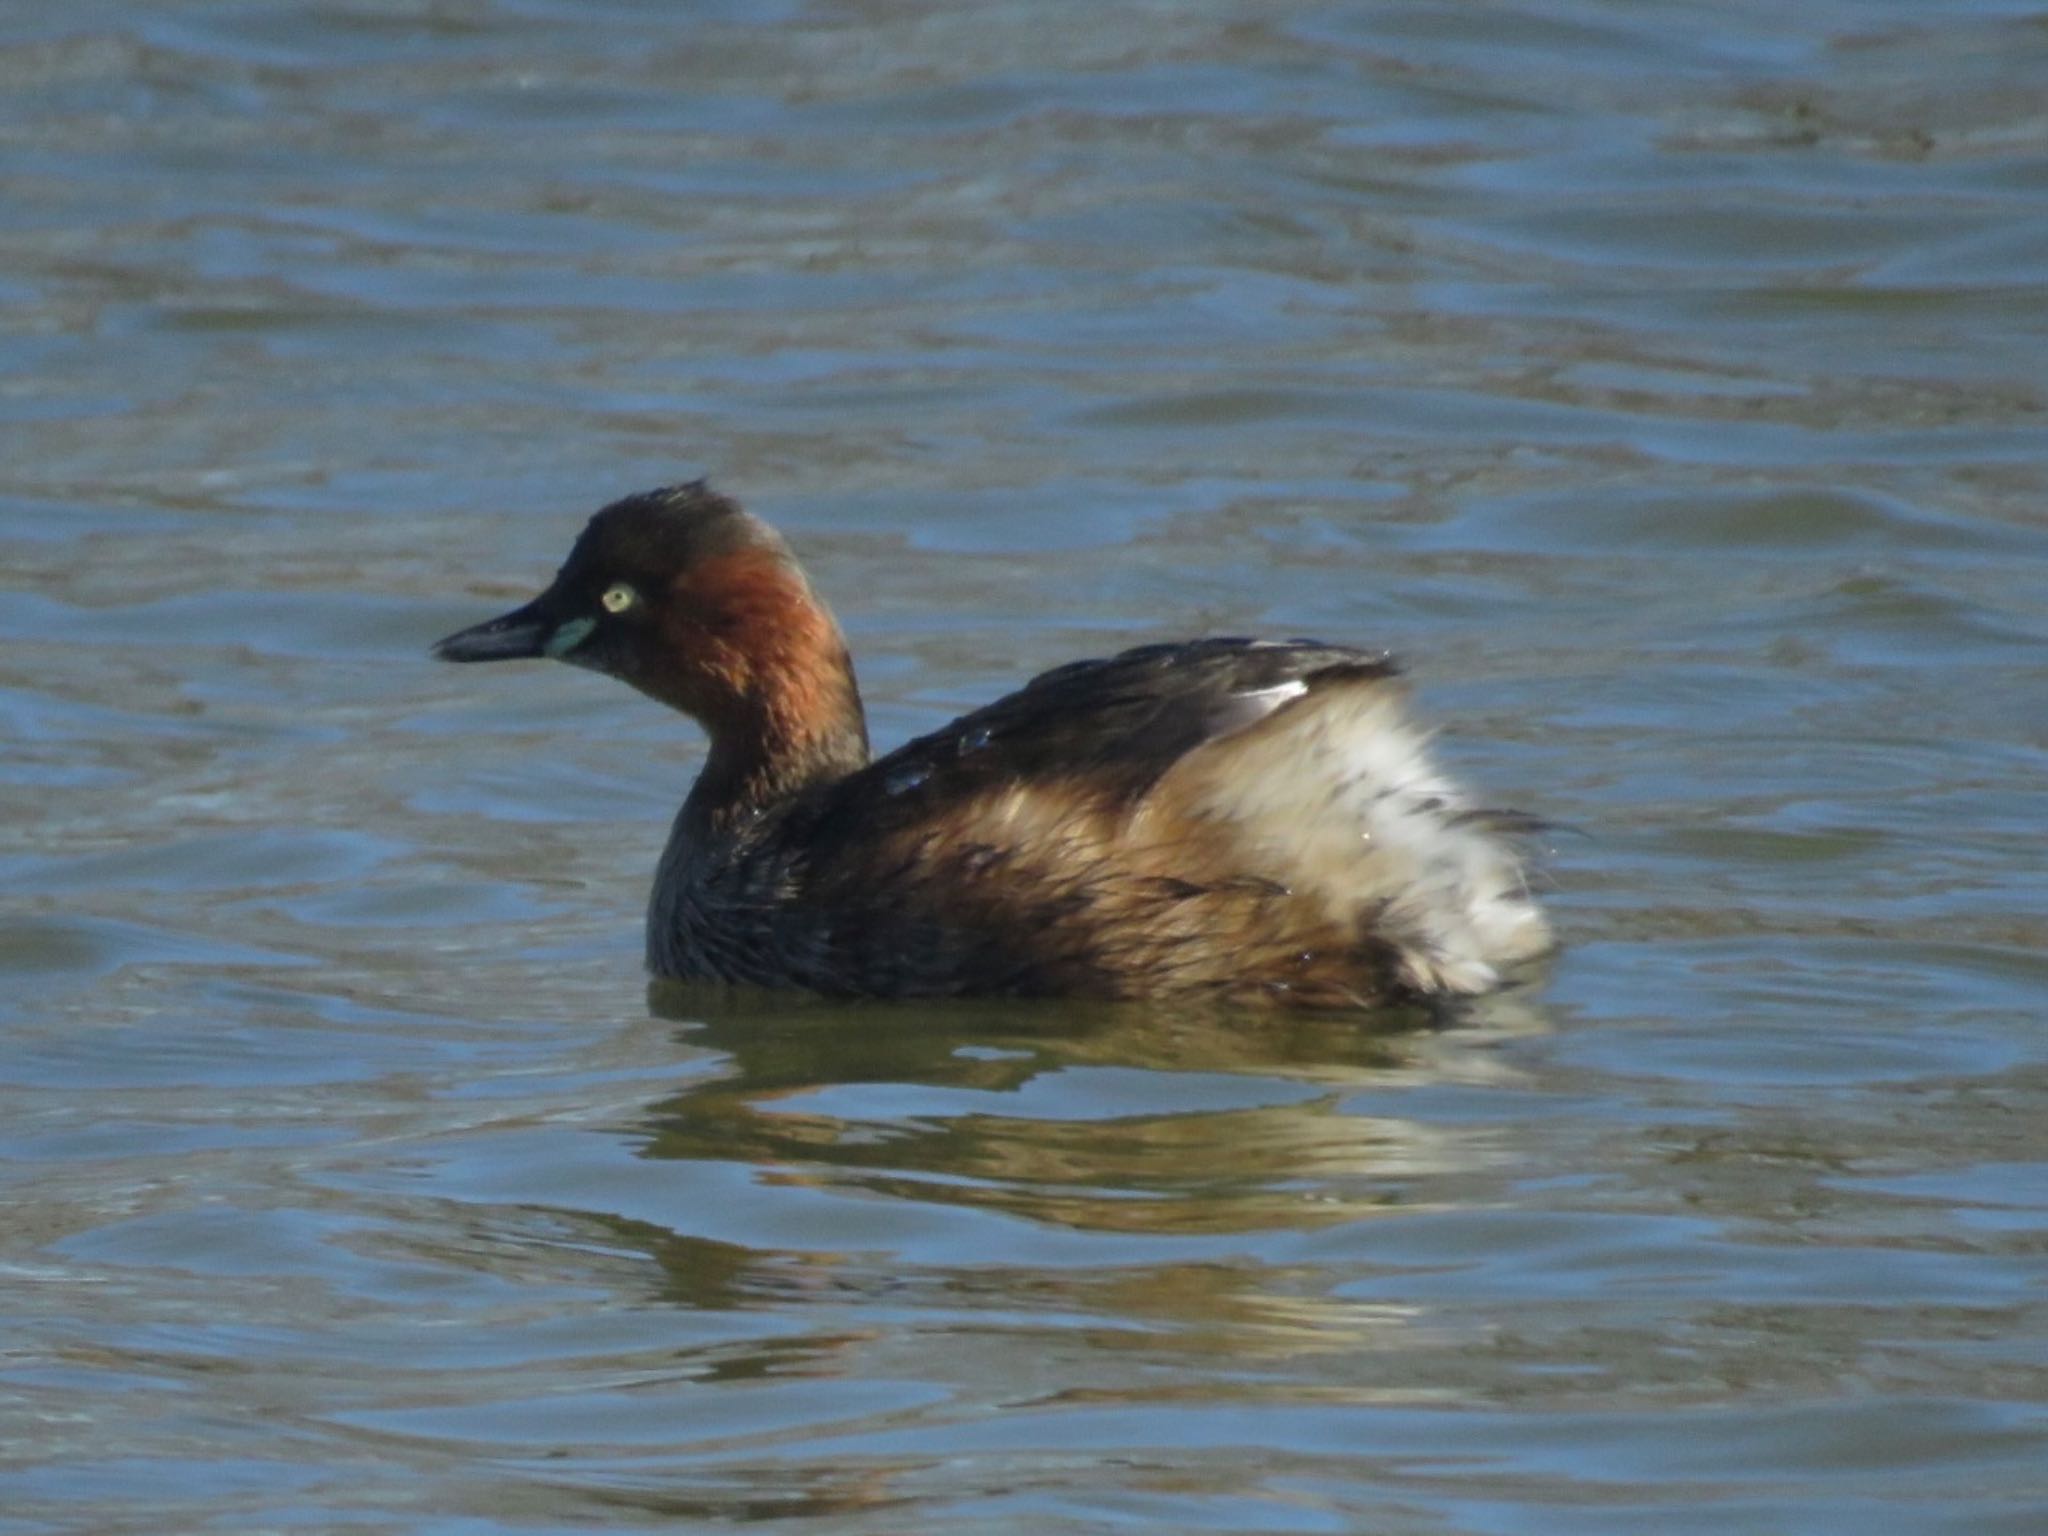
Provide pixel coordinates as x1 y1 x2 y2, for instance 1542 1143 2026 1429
813 637 1400 841
742 638 1547 1002
741 639 1391 996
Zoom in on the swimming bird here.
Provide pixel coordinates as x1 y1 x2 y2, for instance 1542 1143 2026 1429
434 482 1550 1007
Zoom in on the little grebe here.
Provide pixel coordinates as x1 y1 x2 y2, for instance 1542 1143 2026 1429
434 483 1551 1006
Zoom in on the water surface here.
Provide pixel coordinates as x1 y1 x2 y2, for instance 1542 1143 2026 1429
5 2 2047 1532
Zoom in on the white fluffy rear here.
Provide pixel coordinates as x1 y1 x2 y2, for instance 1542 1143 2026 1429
1152 675 1550 995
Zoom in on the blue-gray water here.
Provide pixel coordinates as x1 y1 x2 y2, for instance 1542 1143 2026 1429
5 2 2047 1532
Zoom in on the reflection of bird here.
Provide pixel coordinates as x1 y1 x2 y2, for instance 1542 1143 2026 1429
436 482 1550 1006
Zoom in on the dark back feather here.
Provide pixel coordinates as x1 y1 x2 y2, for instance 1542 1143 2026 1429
801 639 1398 856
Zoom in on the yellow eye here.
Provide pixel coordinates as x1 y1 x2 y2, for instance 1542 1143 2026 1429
600 583 638 614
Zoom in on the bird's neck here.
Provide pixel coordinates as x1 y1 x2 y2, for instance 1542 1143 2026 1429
661 548 870 835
